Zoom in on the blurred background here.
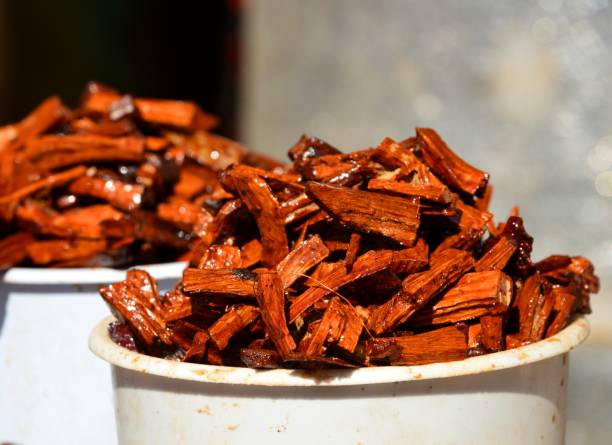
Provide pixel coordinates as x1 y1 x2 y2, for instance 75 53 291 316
0 0 610 443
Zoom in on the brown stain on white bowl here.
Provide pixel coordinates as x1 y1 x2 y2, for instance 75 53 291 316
197 405 212 415
226 424 239 431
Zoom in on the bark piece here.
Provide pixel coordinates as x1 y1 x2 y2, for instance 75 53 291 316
69 175 145 211
367 178 452 204
410 270 512 327
276 234 330 289
182 268 257 297
306 182 420 246
255 271 296 357
416 127 489 195
345 232 362 271
367 249 474 334
475 236 517 272
22 134 144 169
366 325 467 365
289 249 401 322
240 239 263 268
17 202 123 239
27 239 107 265
230 168 289 267
545 291 576 337
208 305 259 350
197 245 242 270
0 165 86 206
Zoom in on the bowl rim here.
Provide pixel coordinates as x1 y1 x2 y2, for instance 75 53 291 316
1 261 187 285
89 315 590 387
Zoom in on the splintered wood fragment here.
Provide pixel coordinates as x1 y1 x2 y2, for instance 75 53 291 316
433 202 492 255
27 239 107 265
480 315 504 352
100 270 172 347
69 175 144 211
300 155 369 186
22 134 144 164
133 98 218 130
1 96 68 196
162 288 193 322
304 260 342 286
289 249 397 323
0 232 36 269
284 203 320 225
191 199 242 258
240 348 281 368
0 165 86 205
531 289 555 341
456 201 493 232
372 138 442 190
303 297 364 357
17 202 123 239
183 331 210 362
367 179 452 204
172 131 244 170
345 233 362 271
197 245 242 270
389 238 429 275
69 116 135 136
515 272 553 342
255 271 296 357
367 249 475 334
475 236 517 272
230 169 289 267
127 269 160 303
182 268 257 297
410 270 512 327
516 273 542 339
240 239 263 268
279 193 312 217
366 325 467 365
81 85 121 114
416 128 489 195
288 134 342 164
158 198 213 230
208 305 259 350
276 234 330 289
327 298 363 353
546 291 576 337
535 255 572 273
306 182 420 246
568 256 600 293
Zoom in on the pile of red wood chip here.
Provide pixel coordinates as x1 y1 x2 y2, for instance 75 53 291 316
101 128 599 368
0 82 278 268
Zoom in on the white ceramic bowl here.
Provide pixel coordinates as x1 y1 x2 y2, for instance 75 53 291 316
89 315 589 445
0 262 185 445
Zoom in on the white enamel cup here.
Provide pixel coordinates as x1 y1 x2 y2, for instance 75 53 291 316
0 263 185 445
89 315 589 445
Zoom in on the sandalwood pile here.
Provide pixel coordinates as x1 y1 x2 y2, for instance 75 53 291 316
101 129 599 368
0 82 279 268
